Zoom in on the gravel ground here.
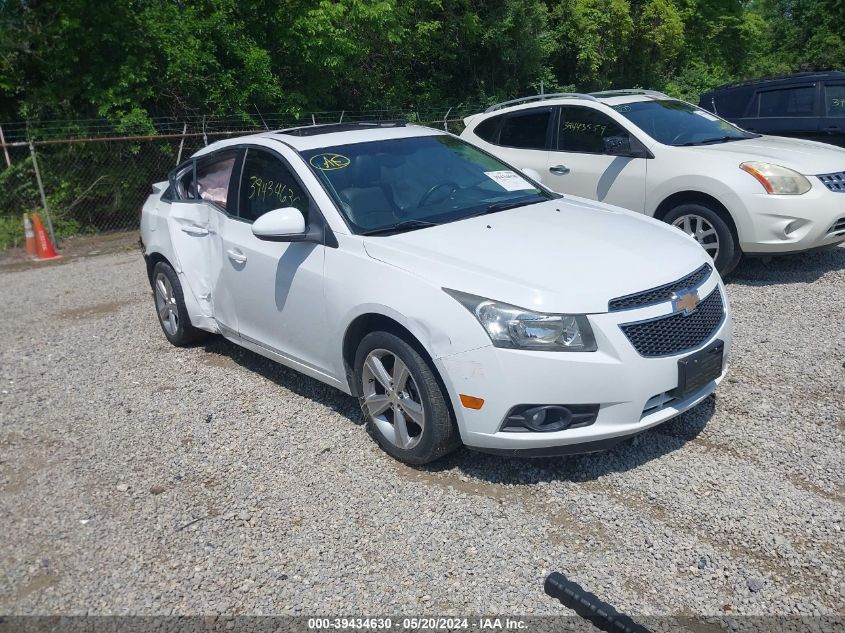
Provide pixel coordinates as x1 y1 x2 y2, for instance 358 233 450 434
0 243 843 623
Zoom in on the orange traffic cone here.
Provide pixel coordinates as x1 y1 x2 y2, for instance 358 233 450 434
31 213 62 261
23 213 37 257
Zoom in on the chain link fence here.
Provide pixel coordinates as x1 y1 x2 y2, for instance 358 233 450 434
0 107 477 251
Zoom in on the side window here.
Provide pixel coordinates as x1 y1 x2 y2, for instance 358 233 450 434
498 109 551 149
173 162 197 200
239 149 309 223
474 116 501 143
825 84 845 116
196 151 238 210
558 106 629 154
757 86 815 117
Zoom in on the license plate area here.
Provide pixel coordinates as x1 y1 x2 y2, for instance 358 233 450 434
671 340 724 399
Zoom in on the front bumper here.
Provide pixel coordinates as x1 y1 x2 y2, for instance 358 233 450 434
739 184 845 254
435 275 731 453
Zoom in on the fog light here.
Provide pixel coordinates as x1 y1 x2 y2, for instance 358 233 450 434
501 404 600 432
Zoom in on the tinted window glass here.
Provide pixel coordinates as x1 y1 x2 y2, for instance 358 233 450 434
196 152 237 210
498 110 550 149
474 116 501 143
301 135 550 234
825 84 845 116
613 99 753 146
239 149 308 223
558 107 629 153
758 87 815 117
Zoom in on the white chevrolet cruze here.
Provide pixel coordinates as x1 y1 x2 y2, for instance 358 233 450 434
140 122 731 464
461 90 845 275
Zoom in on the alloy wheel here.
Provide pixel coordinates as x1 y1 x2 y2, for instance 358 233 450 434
672 213 720 261
361 349 426 450
154 272 179 336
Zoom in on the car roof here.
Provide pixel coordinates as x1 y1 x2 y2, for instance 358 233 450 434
194 123 445 158
710 71 845 92
469 92 667 121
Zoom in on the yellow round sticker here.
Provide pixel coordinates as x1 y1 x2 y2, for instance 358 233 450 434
310 153 351 171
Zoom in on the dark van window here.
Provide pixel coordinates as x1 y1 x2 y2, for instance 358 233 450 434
758 86 815 117
498 109 551 150
239 149 309 223
558 106 629 153
825 85 845 116
474 116 501 143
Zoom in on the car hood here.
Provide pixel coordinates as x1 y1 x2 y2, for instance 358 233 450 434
686 135 845 174
362 198 711 314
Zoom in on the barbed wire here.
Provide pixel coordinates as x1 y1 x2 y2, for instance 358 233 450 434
0 106 485 143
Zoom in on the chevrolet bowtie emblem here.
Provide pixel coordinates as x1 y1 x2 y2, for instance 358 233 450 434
671 288 700 316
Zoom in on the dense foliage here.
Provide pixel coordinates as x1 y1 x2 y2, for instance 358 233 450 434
1 0 843 125
0 0 841 250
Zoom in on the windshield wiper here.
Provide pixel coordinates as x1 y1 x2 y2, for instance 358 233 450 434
677 136 747 146
467 196 546 218
359 219 438 236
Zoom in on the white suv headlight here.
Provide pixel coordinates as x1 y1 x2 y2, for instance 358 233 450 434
444 289 597 352
740 161 811 195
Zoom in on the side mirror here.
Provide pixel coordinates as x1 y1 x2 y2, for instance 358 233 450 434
603 136 633 156
252 207 307 241
603 136 650 158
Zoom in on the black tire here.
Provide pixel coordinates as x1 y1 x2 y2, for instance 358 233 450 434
151 261 208 346
354 331 461 464
662 202 741 277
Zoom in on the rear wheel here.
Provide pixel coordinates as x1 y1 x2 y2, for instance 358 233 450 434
151 261 208 346
354 331 460 464
663 202 741 276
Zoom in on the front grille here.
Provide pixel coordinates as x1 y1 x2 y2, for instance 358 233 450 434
608 263 712 312
827 217 845 237
620 288 724 357
818 171 845 192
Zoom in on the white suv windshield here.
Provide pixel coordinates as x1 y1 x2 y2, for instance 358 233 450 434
301 135 551 235
612 100 756 146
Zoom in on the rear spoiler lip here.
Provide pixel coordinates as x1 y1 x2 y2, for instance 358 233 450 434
151 180 168 195
462 113 481 128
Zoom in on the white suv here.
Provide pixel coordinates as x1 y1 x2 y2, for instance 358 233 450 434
141 122 731 464
461 90 845 274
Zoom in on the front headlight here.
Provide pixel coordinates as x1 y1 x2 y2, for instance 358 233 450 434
444 289 597 352
740 161 811 195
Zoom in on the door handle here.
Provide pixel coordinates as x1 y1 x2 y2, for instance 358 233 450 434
180 225 209 236
226 249 247 264
824 126 841 132
549 165 571 175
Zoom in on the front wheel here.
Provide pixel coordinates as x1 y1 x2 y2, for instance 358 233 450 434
663 203 741 276
354 331 460 464
151 261 208 346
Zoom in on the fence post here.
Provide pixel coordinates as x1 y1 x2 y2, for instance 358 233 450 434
0 125 10 167
28 141 59 249
443 107 452 132
176 122 187 165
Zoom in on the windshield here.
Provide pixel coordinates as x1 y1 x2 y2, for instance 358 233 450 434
612 100 756 146
300 135 551 234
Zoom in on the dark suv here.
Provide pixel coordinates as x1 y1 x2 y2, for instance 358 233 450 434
699 71 845 147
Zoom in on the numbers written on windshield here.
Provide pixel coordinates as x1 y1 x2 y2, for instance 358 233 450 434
248 176 301 207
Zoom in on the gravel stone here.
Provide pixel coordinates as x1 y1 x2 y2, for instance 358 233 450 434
0 246 843 617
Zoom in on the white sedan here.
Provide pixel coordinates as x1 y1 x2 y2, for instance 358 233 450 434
461 90 845 275
140 122 731 463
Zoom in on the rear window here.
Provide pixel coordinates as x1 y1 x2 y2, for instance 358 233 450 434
757 86 815 117
474 116 501 143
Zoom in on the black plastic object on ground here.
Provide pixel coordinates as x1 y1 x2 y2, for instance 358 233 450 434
544 572 651 633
